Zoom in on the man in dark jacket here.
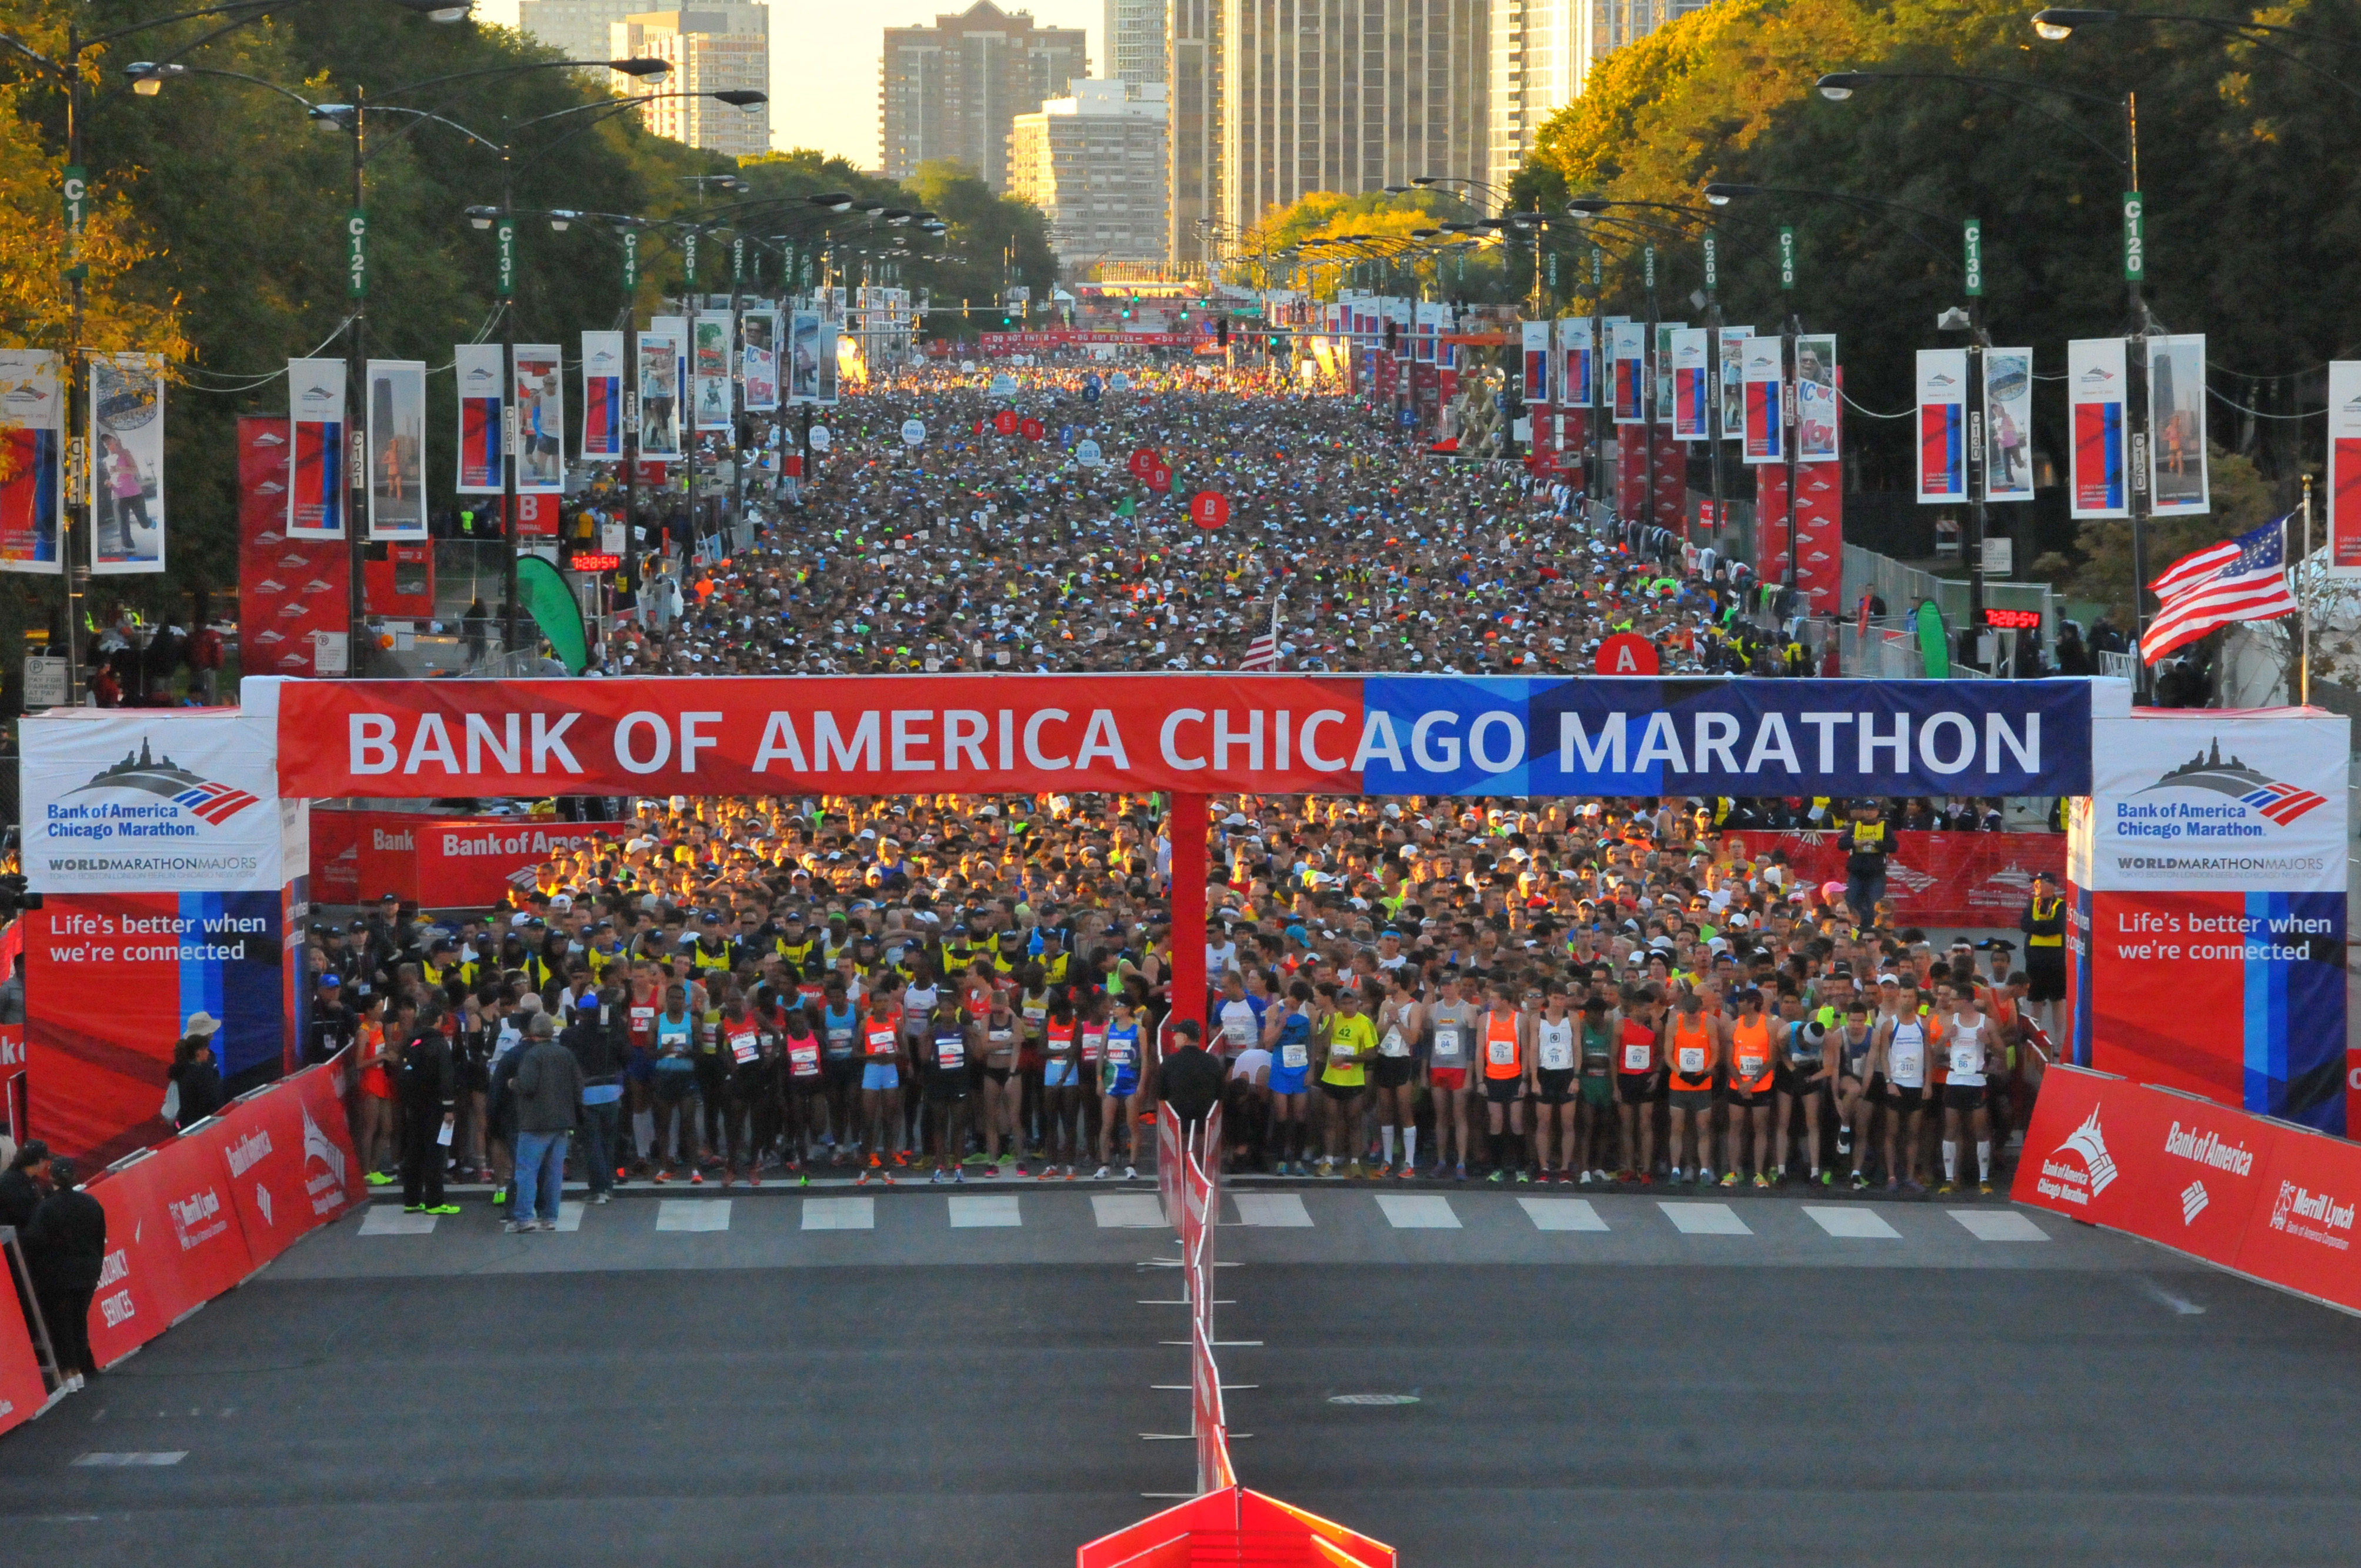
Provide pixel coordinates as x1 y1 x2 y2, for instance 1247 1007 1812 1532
561 983 630 1203
509 1014 583 1233
1158 1020 1226 1135
25 1157 105 1384
0 1139 49 1232
397 1016 459 1216
304 973 358 1067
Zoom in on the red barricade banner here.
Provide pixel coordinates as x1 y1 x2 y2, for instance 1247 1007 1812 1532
0 1255 51 1438
1720 830 2066 930
196 1069 362 1270
1192 1318 1233 1497
2233 1123 2361 1312
82 1152 191 1367
2012 1065 2272 1270
1158 1102 1183 1232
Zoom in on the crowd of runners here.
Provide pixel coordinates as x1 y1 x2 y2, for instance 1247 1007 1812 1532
301 368 2069 1219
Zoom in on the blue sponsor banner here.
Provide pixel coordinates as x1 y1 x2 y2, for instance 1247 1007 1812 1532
2243 889 2346 1133
175 889 285 1080
1351 677 2095 798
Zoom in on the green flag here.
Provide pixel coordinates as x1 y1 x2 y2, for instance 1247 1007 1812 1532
516 555 589 673
1915 599 1950 679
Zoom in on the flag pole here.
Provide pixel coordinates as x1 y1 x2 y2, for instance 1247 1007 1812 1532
2300 475 2312 708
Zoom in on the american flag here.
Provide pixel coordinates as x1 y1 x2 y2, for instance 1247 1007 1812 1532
2140 516 2297 664
1239 595 1283 671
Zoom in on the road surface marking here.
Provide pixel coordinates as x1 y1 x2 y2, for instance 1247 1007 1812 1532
1949 1208 2049 1242
1375 1195 1460 1229
358 1209 436 1236
1092 1194 1166 1227
948 1194 1021 1228
72 1452 185 1467
798 1197 871 1231
1659 1202 1752 1236
1518 1197 1609 1232
1805 1206 1900 1239
549 1202 585 1233
1233 1193 1313 1227
655 1199 732 1232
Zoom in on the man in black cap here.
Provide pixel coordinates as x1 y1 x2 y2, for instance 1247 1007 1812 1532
304 973 358 1067
24 1156 105 1385
0 1139 49 1231
2019 868 2067 1038
1157 1020 1226 1145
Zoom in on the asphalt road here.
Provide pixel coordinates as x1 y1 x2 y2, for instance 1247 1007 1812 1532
0 1190 2354 1566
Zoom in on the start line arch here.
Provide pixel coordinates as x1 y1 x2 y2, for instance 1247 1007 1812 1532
258 672 2124 1038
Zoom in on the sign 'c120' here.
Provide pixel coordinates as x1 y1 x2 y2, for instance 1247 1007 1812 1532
266 675 2114 800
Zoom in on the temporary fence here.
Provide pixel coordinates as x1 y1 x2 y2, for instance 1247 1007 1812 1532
2013 1065 2361 1315
1719 828 2065 929
1082 1106 1395 1566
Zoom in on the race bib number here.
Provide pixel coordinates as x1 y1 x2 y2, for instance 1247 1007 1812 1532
729 1029 759 1066
1380 1028 1410 1058
1738 1053 1765 1081
1433 1027 1460 1058
1330 1037 1356 1062
826 1027 854 1053
1487 1036 1516 1067
1622 1044 1652 1071
1225 1022 1254 1046
1282 1042 1309 1070
936 1037 966 1070
1540 1037 1573 1071
1678 1046 1706 1075
789 1043 821 1077
1950 1044 1980 1076
1083 1033 1105 1062
631 1006 655 1033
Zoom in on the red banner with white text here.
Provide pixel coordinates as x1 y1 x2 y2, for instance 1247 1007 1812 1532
1716 829 2065 930
0 1247 50 1437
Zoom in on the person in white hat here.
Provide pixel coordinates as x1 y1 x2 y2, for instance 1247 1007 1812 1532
168 1012 224 1130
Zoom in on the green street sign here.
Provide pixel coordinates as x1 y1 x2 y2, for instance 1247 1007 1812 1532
2122 192 2145 282
1962 218 1982 298
732 235 744 285
62 165 86 235
1643 243 1656 290
1547 252 1558 291
346 209 368 299
494 216 516 298
1702 232 1718 292
1778 227 1796 290
684 229 698 285
622 228 638 293
1590 246 1603 288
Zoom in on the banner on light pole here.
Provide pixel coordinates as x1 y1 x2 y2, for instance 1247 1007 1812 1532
1915 348 1967 505
788 308 822 405
581 331 624 461
1718 326 1751 443
742 309 781 412
1609 318 1645 425
87 352 165 575
692 311 733 432
1521 320 1552 405
2068 337 2129 519
1668 327 1709 441
1796 333 1838 463
636 320 684 460
2146 333 2208 517
365 359 427 540
1984 348 2033 504
1653 322 1686 424
1558 316 1593 409
2328 362 2361 578
286 358 346 541
454 343 504 494
512 344 564 494
1741 335 1783 465
0 349 63 574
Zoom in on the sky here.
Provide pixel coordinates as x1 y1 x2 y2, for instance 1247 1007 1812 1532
472 1 1103 171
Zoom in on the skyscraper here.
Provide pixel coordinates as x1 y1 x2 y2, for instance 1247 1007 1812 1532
518 0 641 66
611 6 772 159
880 2 1091 192
1491 0 1721 189
1105 0 1165 85
1217 0 1489 246
1165 0 1219 272
1008 79 1171 268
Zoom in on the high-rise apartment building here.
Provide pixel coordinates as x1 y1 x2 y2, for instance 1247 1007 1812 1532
1165 0 1220 272
1216 0 1489 245
1008 79 1170 269
611 6 772 159
879 2 1090 192
1105 0 1165 85
1490 0 1719 188
518 0 641 66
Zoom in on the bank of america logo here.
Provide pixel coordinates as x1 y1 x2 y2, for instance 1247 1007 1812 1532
2182 1180 2210 1225
2060 1108 2119 1196
2238 779 2329 826
72 738 261 823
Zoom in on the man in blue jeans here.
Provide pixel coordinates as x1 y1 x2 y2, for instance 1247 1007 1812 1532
562 983 630 1204
508 1014 583 1233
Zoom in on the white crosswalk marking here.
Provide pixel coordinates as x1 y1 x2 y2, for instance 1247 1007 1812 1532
1233 1193 1313 1227
799 1197 871 1231
1092 1193 1165 1228
1658 1202 1752 1236
1375 1194 1460 1229
948 1194 1021 1228
1518 1197 1609 1232
549 1202 586 1233
656 1199 732 1232
73 1452 186 1467
1805 1206 1900 1239
358 1207 436 1236
1950 1208 2049 1242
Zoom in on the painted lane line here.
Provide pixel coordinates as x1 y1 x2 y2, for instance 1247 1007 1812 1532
798 1197 871 1231
1233 1193 1313 1227
1658 1202 1752 1236
948 1194 1022 1228
1949 1208 2050 1242
1375 1194 1460 1229
1518 1197 1609 1232
1804 1206 1901 1239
